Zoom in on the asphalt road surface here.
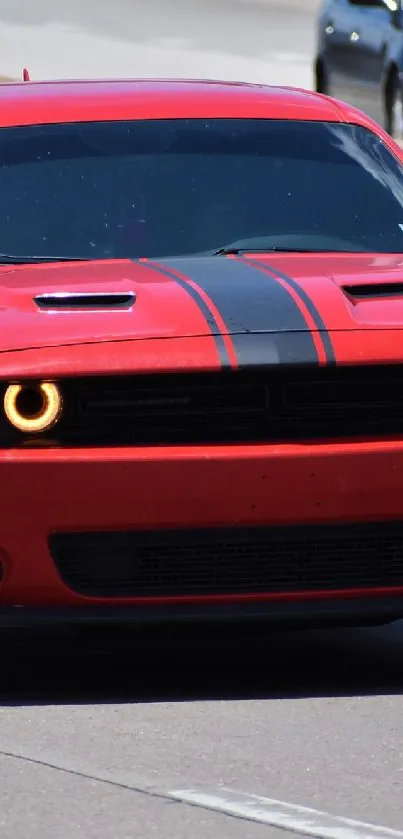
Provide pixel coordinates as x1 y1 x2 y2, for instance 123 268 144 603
1 1 403 837
0 0 316 88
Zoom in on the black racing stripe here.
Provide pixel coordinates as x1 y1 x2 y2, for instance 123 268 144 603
228 332 322 367
138 260 231 368
245 258 336 365
160 256 319 367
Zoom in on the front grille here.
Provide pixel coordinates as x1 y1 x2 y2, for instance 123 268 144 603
50 521 403 598
4 365 403 447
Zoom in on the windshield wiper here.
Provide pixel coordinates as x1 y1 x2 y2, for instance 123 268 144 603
214 246 318 255
0 253 92 265
212 235 344 255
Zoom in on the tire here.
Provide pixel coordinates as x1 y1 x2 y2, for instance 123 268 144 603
386 73 403 144
315 56 328 95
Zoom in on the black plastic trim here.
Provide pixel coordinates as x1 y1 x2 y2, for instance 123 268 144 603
0 596 402 629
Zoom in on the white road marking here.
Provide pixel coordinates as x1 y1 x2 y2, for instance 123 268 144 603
168 788 403 839
0 748 400 839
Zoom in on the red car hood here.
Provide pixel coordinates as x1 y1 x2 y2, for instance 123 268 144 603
1 253 403 353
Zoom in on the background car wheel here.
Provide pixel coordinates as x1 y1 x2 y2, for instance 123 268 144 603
314 57 328 95
386 73 403 144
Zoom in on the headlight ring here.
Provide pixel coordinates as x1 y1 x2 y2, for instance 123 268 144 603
3 382 63 433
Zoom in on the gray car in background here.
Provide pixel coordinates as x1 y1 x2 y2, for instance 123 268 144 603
314 0 403 139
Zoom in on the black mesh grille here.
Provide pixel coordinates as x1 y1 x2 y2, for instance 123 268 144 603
3 365 403 447
50 520 403 598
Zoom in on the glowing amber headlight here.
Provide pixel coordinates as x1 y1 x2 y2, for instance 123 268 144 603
4 382 63 433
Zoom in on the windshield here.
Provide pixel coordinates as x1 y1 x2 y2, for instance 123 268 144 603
2 117 403 259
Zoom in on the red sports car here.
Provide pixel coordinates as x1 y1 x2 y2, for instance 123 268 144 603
1 76 403 630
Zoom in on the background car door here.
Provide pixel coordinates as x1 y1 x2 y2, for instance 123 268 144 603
322 0 397 124
319 0 352 78
320 0 359 82
339 0 397 124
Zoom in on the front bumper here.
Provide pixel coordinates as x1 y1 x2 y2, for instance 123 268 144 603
2 440 403 623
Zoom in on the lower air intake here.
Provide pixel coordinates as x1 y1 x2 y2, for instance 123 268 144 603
50 520 403 598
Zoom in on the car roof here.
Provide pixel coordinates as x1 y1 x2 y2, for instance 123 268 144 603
0 77 373 128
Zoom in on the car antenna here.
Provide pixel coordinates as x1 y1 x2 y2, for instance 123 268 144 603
22 68 31 82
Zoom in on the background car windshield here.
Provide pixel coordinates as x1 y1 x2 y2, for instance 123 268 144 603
2 117 403 258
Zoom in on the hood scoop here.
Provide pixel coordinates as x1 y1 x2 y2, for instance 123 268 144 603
34 291 136 310
343 283 403 300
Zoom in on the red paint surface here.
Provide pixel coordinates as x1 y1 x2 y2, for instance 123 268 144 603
0 79 372 128
1 441 403 606
3 254 403 365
